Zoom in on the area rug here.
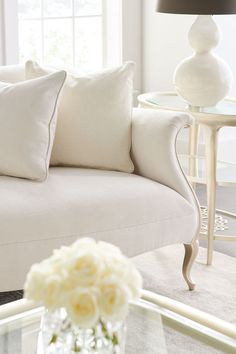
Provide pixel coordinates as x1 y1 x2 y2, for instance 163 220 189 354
133 245 236 325
130 245 236 354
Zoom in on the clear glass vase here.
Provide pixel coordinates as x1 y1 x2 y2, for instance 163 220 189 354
39 308 126 354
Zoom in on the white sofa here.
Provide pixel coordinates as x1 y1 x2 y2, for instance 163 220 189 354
0 65 200 292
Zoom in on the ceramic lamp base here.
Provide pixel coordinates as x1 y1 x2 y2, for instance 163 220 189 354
174 15 233 107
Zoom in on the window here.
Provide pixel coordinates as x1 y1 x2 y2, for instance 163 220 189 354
3 0 122 72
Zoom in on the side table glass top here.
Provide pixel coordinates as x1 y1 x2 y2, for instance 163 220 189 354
139 91 236 186
142 92 236 116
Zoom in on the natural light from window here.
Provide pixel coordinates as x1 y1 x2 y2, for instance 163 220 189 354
17 0 103 72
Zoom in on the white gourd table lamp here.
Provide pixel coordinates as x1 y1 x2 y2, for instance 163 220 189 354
156 0 236 107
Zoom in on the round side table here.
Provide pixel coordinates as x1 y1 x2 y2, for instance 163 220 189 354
138 91 236 265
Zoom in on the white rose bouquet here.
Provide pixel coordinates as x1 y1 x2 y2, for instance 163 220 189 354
24 238 142 329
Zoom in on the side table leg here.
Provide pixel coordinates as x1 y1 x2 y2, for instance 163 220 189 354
205 126 219 265
189 123 200 190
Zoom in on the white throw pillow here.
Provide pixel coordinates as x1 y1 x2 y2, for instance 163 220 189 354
25 61 135 173
0 71 66 181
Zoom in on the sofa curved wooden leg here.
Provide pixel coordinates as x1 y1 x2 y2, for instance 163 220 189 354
182 240 199 291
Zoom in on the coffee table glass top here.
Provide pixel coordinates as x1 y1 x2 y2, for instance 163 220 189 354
0 297 235 354
142 92 236 116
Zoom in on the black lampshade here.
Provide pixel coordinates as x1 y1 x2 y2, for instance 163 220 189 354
156 0 236 15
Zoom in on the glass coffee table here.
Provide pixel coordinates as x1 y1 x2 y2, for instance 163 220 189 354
0 290 235 354
0 291 236 354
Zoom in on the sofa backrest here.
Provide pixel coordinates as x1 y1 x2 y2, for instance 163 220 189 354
0 65 25 83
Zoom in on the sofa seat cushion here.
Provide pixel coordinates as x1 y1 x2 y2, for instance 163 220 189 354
0 168 196 257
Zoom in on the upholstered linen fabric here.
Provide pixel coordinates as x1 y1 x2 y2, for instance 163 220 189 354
25 61 134 173
0 167 196 291
0 64 200 293
132 108 196 204
131 108 200 241
0 71 66 180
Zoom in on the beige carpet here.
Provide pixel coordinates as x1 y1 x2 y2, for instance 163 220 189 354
129 245 236 354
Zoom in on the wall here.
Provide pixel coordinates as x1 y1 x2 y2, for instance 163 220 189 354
122 0 142 95
142 0 236 94
0 0 4 65
142 0 236 164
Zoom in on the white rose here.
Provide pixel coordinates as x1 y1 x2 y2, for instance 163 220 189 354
49 247 72 279
101 253 142 301
71 238 97 252
52 245 71 259
101 251 127 278
49 239 97 276
24 262 50 303
66 288 99 328
99 277 130 322
66 250 104 289
24 261 64 309
43 274 63 309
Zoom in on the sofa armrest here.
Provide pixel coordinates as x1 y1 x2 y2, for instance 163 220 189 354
131 108 198 208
